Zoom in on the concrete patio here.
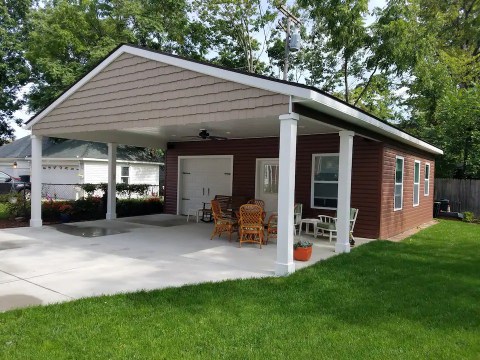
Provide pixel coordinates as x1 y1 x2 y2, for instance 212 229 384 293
0 214 374 312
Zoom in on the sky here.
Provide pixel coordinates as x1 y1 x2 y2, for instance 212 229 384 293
12 0 387 140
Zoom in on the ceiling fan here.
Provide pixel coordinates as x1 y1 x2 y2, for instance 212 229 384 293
184 129 228 141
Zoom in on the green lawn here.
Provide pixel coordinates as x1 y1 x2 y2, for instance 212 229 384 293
0 220 479 359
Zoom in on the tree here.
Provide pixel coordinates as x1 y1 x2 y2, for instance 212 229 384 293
296 0 416 119
393 0 480 177
194 0 276 73
25 0 209 113
0 0 31 145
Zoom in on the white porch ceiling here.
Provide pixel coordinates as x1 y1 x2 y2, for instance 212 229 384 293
49 115 342 148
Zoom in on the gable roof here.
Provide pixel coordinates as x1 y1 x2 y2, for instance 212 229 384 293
0 136 162 163
25 44 443 155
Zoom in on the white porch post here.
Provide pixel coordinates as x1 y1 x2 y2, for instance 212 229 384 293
30 135 43 227
335 130 355 253
275 112 299 276
106 143 117 220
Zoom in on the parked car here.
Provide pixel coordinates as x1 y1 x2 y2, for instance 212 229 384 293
0 171 31 197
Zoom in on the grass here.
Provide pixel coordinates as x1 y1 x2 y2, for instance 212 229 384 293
1 220 479 359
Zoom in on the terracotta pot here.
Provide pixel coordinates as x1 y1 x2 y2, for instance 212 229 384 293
294 246 312 261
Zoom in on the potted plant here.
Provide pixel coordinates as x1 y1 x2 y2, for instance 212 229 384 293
293 240 313 261
58 203 73 223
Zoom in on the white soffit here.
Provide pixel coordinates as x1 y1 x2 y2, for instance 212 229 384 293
26 44 443 155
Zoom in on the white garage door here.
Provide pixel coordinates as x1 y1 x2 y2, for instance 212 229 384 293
179 156 232 215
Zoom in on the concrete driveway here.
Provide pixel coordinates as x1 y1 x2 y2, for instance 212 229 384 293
0 214 373 312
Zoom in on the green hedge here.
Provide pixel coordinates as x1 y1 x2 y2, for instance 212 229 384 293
3 196 163 222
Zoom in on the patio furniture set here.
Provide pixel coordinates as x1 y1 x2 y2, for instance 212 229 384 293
188 195 358 248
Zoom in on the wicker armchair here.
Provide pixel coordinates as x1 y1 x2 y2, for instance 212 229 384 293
210 199 238 241
247 199 265 209
238 204 264 248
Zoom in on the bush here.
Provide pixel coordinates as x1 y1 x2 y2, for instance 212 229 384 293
40 196 162 222
6 193 30 219
116 197 163 217
462 211 475 223
72 197 103 220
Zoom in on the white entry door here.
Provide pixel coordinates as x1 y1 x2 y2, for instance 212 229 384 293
255 158 279 219
179 157 232 215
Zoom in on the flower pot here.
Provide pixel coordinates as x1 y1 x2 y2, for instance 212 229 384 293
294 246 312 261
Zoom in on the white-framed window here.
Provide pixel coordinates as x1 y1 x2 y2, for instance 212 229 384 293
394 156 404 210
121 166 130 184
311 153 339 209
424 163 430 196
413 160 420 206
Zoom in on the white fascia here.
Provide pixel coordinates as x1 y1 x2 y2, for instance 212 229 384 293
299 93 443 155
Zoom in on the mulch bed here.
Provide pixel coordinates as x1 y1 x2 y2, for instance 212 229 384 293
0 218 29 229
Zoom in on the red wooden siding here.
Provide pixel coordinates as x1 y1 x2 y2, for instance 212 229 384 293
165 134 383 239
379 145 435 238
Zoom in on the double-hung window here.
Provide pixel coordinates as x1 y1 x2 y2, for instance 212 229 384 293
413 160 420 206
424 163 430 196
394 156 404 210
121 166 130 184
311 154 339 209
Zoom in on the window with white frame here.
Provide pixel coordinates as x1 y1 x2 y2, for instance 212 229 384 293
394 156 404 210
121 166 130 184
311 154 339 209
413 160 420 206
424 163 430 196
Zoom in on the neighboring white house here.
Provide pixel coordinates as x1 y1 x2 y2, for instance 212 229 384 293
0 136 163 199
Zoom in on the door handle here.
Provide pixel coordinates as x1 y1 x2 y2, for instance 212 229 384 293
182 197 190 200
208 188 210 196
203 188 205 196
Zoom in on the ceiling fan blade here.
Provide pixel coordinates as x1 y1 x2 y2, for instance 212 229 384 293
182 136 202 140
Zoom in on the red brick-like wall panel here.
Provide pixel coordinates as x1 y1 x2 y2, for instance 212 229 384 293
165 134 383 239
379 145 435 238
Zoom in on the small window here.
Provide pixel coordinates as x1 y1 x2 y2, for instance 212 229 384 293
413 160 420 206
311 154 339 209
424 163 430 196
394 156 404 210
263 164 279 194
121 166 129 184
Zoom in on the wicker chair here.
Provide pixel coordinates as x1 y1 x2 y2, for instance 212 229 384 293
238 204 264 248
210 199 238 241
266 213 278 244
247 199 265 209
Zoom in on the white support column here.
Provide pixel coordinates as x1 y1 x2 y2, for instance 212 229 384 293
275 112 299 276
30 135 43 227
335 130 355 253
106 143 117 220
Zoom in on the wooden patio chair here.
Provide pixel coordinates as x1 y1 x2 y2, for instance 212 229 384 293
266 213 278 244
238 204 264 248
314 208 359 243
210 199 238 241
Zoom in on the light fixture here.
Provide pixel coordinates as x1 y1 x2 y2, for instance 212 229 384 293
12 161 17 169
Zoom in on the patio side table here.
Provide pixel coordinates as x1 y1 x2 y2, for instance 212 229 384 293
299 218 320 236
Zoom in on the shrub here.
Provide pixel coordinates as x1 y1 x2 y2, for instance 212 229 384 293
6 193 30 219
116 198 163 217
462 211 475 223
71 197 103 220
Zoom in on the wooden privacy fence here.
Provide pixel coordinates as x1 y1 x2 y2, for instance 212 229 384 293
434 179 480 215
